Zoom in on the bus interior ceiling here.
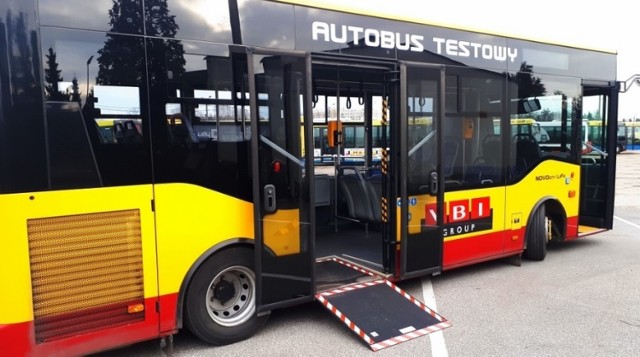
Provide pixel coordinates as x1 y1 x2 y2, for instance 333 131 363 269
312 63 389 277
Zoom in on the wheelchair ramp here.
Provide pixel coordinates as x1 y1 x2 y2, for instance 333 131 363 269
315 258 450 351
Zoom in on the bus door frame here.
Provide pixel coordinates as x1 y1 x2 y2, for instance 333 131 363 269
247 48 316 312
581 80 619 229
310 54 403 274
398 61 445 279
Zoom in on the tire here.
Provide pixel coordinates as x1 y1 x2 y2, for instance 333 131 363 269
184 247 268 345
523 205 547 261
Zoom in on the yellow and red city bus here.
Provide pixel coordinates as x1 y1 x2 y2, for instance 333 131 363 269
618 121 640 150
0 0 619 355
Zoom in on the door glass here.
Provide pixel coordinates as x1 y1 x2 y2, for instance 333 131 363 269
407 82 436 196
580 91 613 228
403 65 442 276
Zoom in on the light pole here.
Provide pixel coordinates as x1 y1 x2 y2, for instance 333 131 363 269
86 55 94 103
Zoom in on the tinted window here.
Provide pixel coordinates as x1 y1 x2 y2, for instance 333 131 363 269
39 0 234 42
45 102 102 189
238 0 295 49
507 38 616 80
41 28 151 187
508 70 581 179
39 0 143 34
0 3 49 193
444 67 506 189
146 0 232 43
147 39 252 200
406 70 437 195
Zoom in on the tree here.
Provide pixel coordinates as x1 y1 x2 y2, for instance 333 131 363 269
44 47 68 100
510 62 546 98
70 75 82 104
96 0 185 87
95 0 145 86
10 11 39 101
144 0 185 86
535 108 554 122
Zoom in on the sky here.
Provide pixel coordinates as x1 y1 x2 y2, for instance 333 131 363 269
299 0 640 119
419 0 639 120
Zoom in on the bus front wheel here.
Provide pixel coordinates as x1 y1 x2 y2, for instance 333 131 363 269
184 247 268 345
523 205 548 261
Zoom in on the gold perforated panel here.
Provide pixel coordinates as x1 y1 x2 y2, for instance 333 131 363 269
27 209 145 343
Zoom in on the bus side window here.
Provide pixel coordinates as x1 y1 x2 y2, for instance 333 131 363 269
512 133 541 174
468 133 503 186
475 135 502 167
45 102 102 189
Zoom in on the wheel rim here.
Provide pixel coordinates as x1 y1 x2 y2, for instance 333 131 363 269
205 265 256 327
545 215 552 242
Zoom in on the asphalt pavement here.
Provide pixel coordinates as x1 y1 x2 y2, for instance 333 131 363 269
434 151 640 356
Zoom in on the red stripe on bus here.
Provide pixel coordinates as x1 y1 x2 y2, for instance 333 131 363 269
159 293 179 332
0 321 32 357
1 298 166 357
566 216 579 239
444 215 580 269
443 231 505 268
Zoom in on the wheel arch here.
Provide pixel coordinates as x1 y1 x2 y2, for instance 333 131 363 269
175 238 255 329
523 196 567 250
544 198 567 242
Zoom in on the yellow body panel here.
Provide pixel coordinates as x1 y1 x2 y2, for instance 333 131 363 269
263 209 302 256
578 225 603 234
506 160 580 229
154 184 254 296
0 186 157 324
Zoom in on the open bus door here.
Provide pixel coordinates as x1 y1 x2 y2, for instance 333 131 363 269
398 62 445 278
248 49 315 312
579 81 619 232
308 59 450 351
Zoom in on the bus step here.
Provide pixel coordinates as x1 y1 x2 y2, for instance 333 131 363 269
315 259 450 351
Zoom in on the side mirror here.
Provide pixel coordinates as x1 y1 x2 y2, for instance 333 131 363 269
518 98 541 113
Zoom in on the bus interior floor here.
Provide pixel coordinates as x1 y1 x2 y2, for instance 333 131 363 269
315 226 384 274
314 257 384 292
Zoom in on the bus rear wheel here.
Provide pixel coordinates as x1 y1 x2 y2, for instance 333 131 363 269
184 247 268 345
523 205 548 261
